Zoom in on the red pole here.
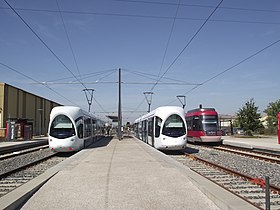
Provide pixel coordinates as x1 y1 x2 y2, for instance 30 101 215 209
278 113 280 144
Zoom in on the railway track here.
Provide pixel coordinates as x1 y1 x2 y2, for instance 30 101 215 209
171 154 280 210
169 144 280 210
0 145 49 161
203 145 280 164
0 148 67 198
0 140 48 156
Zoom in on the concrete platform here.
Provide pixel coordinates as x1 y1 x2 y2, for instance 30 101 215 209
19 137 258 210
0 137 48 155
222 135 280 152
0 137 48 147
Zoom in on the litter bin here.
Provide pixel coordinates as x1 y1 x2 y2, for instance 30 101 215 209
6 120 16 141
24 124 32 140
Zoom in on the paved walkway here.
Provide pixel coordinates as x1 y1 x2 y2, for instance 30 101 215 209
222 135 280 152
21 137 222 210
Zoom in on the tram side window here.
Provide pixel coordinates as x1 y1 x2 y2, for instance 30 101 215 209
92 119 96 135
186 117 192 130
75 117 84 138
138 123 142 136
144 120 148 140
148 118 153 137
134 123 139 137
155 117 162 137
84 118 92 138
192 116 201 131
143 120 147 134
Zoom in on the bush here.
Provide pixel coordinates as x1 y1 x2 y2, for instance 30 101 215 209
263 127 278 135
245 130 253 136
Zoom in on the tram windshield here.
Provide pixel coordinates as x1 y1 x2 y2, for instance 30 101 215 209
49 115 75 139
201 115 219 131
162 114 186 137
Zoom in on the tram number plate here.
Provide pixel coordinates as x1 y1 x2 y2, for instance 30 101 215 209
206 131 216 136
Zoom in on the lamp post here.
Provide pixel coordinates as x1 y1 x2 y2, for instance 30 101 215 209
144 92 153 112
177 95 186 109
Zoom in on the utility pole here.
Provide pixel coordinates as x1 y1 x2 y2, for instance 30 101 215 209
83 88 95 112
177 95 186 109
144 92 153 112
118 68 122 140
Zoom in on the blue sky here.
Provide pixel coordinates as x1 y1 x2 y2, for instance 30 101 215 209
1 0 280 123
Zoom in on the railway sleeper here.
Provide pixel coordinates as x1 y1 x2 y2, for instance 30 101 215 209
244 194 280 200
207 175 240 179
210 177 240 182
247 198 280 208
217 181 254 186
227 184 263 189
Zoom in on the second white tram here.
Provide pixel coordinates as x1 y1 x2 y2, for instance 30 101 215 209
134 106 187 150
48 106 105 152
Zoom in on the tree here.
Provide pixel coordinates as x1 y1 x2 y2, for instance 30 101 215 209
236 98 262 135
264 99 280 133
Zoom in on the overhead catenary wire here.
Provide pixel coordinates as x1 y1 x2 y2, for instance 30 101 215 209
123 68 201 85
0 62 79 105
34 81 200 85
3 0 89 93
4 0 109 114
0 6 279 25
2 1 278 122
114 0 280 14
185 38 280 94
34 67 198 86
93 97 108 114
157 0 181 77
165 38 280 106
150 0 224 92
2 1 278 15
39 68 200 85
55 0 81 77
132 0 224 114
45 69 117 83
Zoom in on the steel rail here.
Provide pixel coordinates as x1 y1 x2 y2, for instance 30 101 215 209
215 146 280 164
187 154 280 194
198 144 280 164
186 154 263 210
0 140 48 156
0 145 49 161
0 153 56 179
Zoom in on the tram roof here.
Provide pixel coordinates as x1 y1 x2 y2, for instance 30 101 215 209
186 108 216 115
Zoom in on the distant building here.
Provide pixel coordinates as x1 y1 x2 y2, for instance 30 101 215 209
219 114 236 135
219 114 236 127
260 115 268 128
0 83 61 138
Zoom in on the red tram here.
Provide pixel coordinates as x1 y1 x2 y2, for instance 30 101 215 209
185 105 222 143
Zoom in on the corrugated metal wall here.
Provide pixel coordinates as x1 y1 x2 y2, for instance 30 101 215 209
0 83 61 136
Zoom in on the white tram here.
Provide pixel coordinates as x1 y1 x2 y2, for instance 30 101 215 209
48 106 105 152
134 106 187 150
